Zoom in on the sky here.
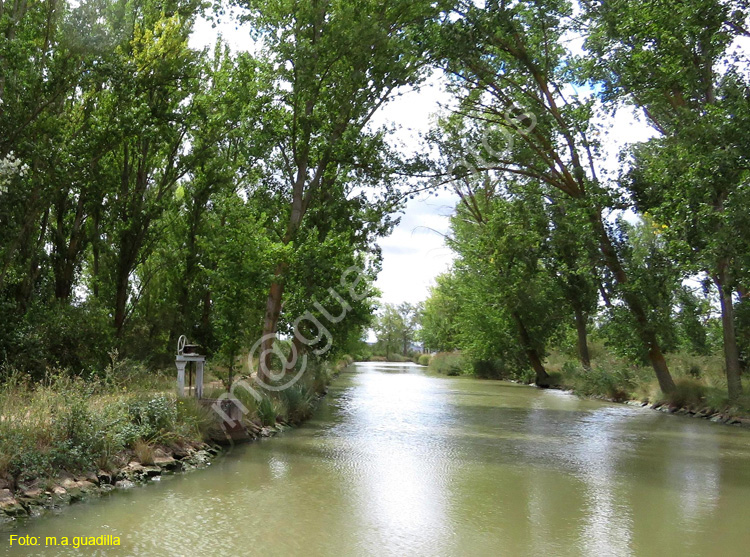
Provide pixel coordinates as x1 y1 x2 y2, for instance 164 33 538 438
188 12 656 310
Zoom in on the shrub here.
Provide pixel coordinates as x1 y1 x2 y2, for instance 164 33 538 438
562 362 638 402
429 352 465 375
660 378 706 408
126 394 177 440
280 385 315 423
257 395 282 426
340 354 354 366
418 354 431 366
174 398 215 442
133 440 155 465
311 362 332 395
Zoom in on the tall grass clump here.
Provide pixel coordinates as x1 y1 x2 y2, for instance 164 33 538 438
658 377 706 408
280 385 315 424
429 352 466 376
560 361 641 402
256 395 283 426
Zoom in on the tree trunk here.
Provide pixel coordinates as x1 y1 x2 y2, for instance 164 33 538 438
259 265 287 380
715 265 743 400
574 307 591 369
513 312 550 387
588 208 676 393
113 265 129 338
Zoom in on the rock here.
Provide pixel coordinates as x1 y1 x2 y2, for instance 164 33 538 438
77 471 100 486
97 470 113 485
154 455 180 472
141 466 161 478
172 445 192 460
19 486 43 498
710 414 724 423
52 486 67 496
0 489 27 518
76 480 96 492
127 461 145 473
117 462 145 482
115 480 135 490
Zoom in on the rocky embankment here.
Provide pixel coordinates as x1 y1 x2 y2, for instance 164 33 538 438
0 420 293 524
626 399 750 427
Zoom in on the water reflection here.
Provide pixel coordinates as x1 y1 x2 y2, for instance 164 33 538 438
4 362 750 556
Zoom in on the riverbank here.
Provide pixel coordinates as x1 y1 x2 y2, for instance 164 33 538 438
0 357 350 524
420 350 750 427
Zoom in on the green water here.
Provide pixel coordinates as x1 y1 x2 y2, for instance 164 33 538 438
3 362 750 556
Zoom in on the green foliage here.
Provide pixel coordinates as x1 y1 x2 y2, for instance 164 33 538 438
659 378 707 409
429 352 466 376
418 354 431 366
373 303 420 357
561 362 640 402
279 385 315 424
256 396 282 427
0 372 213 481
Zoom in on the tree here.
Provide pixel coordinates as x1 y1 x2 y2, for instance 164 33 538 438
584 0 750 398
374 303 406 357
233 0 444 378
426 0 678 392
204 194 273 389
447 181 568 386
419 274 462 353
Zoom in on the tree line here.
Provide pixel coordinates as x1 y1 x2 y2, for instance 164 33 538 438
418 0 750 402
0 0 448 381
2 0 749 406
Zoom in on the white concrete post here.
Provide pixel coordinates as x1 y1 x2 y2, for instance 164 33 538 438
176 360 187 397
196 359 204 399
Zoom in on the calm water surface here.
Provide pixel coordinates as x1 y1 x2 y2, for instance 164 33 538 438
3 362 750 556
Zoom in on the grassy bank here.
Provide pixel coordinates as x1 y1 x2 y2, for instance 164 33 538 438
545 348 750 419
422 348 750 420
0 356 348 522
0 367 214 485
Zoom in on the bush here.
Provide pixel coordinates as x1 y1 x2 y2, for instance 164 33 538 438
561 361 639 402
429 352 465 376
280 385 315 423
340 354 354 366
133 440 155 465
660 378 706 408
0 373 216 481
125 394 177 440
257 395 283 426
418 354 431 366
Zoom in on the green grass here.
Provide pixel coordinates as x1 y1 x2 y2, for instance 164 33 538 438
542 348 750 416
280 385 315 424
429 352 466 376
0 369 213 481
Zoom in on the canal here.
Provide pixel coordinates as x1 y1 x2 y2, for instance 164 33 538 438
4 362 750 556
